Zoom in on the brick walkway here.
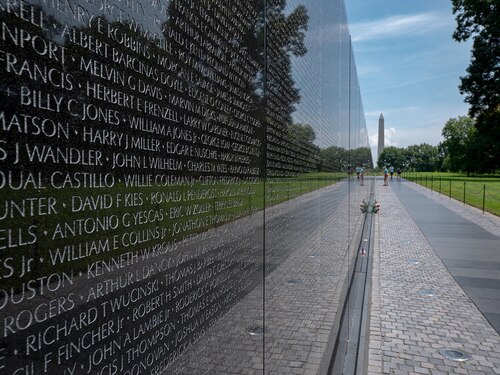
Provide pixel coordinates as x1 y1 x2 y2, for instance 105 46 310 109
368 180 500 375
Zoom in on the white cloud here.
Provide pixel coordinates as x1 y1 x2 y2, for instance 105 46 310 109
350 12 453 42
385 127 397 146
369 127 398 148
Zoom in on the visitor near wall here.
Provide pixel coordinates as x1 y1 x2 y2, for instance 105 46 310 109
389 165 394 179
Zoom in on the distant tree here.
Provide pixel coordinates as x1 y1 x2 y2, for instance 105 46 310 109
288 123 316 143
378 145 442 172
406 144 443 172
440 116 477 173
350 147 372 169
286 123 321 171
265 1 309 127
264 1 311 176
377 146 407 169
320 146 348 172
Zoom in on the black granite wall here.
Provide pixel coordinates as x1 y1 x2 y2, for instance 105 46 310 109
0 0 371 373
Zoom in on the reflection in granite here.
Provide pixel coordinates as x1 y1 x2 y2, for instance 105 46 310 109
0 0 370 373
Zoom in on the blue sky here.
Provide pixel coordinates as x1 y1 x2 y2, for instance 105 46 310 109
345 0 473 158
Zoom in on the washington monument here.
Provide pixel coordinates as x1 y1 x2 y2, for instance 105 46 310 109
377 113 384 162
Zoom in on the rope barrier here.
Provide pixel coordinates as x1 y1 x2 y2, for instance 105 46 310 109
485 190 500 202
408 176 493 214
466 187 484 195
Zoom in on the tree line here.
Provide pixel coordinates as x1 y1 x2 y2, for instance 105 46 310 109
377 144 442 172
378 115 483 173
378 115 494 173
285 123 373 173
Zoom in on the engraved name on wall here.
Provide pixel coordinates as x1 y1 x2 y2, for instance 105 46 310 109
0 0 265 373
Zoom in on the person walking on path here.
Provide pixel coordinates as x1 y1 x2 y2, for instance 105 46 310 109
359 167 364 186
396 167 401 181
383 166 389 186
389 165 394 180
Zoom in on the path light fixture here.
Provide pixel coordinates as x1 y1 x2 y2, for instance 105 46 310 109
417 289 436 297
248 326 266 336
439 348 471 362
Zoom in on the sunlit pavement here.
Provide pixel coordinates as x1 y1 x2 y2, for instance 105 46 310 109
368 178 500 374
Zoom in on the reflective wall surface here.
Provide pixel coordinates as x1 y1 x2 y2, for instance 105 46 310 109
0 0 371 373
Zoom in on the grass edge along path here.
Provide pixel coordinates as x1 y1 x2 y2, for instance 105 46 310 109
404 172 500 216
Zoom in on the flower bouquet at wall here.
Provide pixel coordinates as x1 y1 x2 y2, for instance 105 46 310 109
360 200 369 213
360 200 380 214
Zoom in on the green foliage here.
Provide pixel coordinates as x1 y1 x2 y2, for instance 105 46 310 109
440 116 477 172
288 123 316 143
451 0 500 117
285 5 309 56
451 0 500 172
473 109 500 173
409 144 443 172
287 123 321 172
377 146 407 169
320 146 348 171
319 146 372 172
378 144 442 172
350 147 373 169
265 1 309 124
439 114 499 174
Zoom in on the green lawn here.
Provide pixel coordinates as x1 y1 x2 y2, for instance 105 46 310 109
404 172 500 216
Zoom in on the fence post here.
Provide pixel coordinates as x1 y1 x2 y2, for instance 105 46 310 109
439 177 442 195
463 181 466 205
482 185 486 214
449 179 452 199
431 175 434 191
425 174 428 187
